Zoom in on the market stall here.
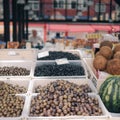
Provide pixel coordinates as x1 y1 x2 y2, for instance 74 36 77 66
0 47 120 120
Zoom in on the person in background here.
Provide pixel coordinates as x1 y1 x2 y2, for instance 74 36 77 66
0 40 6 49
29 30 43 48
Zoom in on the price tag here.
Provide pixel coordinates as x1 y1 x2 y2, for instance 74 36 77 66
8 51 16 56
55 58 69 65
38 51 49 58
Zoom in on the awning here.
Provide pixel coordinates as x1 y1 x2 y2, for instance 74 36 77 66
69 25 95 32
48 24 68 32
91 25 112 31
111 25 120 32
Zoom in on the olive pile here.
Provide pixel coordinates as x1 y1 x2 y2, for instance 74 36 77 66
0 95 24 117
35 80 92 93
0 66 30 76
34 63 85 76
37 51 80 60
0 81 26 95
30 80 102 116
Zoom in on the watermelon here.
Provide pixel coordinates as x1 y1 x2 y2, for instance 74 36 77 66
99 76 120 113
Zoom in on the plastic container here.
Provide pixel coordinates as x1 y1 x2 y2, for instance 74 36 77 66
0 49 38 61
33 61 87 79
79 48 94 58
83 58 109 90
28 79 97 94
24 94 109 120
0 61 34 80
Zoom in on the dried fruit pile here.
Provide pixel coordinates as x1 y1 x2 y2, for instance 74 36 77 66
30 80 102 116
34 63 85 76
0 95 24 117
0 66 30 76
0 81 25 117
93 42 120 75
37 51 80 60
0 81 26 94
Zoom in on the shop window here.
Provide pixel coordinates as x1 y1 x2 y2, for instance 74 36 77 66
54 0 58 8
59 0 64 8
95 3 106 13
71 1 77 9
83 2 87 8
28 0 39 11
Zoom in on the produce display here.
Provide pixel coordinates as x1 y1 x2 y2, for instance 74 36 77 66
0 81 26 94
93 42 120 75
0 95 24 117
99 76 120 113
0 49 118 119
0 66 30 76
37 51 80 60
34 62 85 76
35 80 92 93
30 80 102 116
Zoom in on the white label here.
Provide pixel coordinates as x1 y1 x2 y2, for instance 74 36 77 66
8 51 16 56
38 51 49 58
55 58 69 65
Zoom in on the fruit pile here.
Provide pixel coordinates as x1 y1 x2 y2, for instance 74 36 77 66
0 66 30 76
30 80 102 116
93 42 120 75
35 80 92 93
37 51 80 60
0 81 26 94
99 76 120 113
0 81 25 117
34 63 85 76
0 95 24 117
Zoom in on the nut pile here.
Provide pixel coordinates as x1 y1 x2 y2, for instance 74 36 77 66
0 95 24 117
37 51 80 60
30 80 102 116
34 63 85 76
35 80 92 93
0 66 30 76
0 81 26 95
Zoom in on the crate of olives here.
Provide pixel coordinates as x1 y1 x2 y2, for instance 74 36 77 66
0 95 26 120
0 61 34 80
37 50 81 61
0 49 38 61
27 94 109 119
33 61 87 79
0 80 29 95
29 79 97 94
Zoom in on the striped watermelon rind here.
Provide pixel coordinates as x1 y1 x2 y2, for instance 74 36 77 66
99 75 120 113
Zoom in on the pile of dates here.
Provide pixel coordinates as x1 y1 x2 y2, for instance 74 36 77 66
30 80 102 116
0 81 26 95
0 66 30 76
0 95 24 117
37 51 80 60
35 80 92 93
0 81 25 117
34 63 85 76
